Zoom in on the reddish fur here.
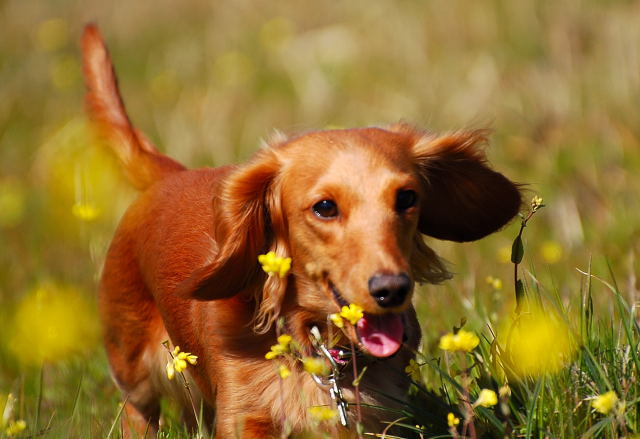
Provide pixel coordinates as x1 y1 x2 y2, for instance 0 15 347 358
83 25 521 438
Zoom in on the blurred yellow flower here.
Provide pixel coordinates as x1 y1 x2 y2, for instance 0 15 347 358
258 252 292 278
497 246 512 264
35 119 129 235
499 300 576 378
592 391 618 415
474 389 498 408
302 357 329 376
329 313 344 328
499 385 511 399
308 406 337 422
71 201 100 221
447 412 460 427
7 283 100 365
485 276 503 290
278 364 291 379
405 359 421 381
439 329 480 352
339 304 364 325
539 240 563 264
5 420 26 436
265 333 293 359
166 346 197 380
35 18 68 52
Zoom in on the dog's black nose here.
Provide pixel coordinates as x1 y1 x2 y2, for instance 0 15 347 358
368 273 411 308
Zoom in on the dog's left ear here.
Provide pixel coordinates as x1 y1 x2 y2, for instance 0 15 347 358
412 130 521 242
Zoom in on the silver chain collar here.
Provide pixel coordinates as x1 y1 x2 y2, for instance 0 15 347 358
309 326 350 427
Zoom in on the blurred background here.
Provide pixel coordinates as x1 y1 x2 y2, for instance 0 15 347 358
0 0 639 435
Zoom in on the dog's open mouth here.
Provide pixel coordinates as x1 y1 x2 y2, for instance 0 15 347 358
330 283 404 358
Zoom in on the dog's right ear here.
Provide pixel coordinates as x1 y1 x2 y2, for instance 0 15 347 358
179 147 283 301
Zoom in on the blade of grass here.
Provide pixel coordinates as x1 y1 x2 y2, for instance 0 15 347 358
106 394 129 439
525 377 543 439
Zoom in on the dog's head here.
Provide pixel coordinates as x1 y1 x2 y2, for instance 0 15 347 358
185 125 520 357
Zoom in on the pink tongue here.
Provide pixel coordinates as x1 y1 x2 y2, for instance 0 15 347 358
356 313 404 357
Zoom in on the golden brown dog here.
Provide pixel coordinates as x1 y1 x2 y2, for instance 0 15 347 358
82 24 520 438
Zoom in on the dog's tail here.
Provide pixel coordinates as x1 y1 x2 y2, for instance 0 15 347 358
81 24 185 190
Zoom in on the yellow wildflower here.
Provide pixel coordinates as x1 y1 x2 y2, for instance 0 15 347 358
439 329 480 352
485 276 503 290
447 412 460 427
5 420 26 436
308 406 337 422
277 334 292 346
329 313 344 328
499 299 576 378
8 283 100 365
166 346 197 380
531 195 544 212
302 357 329 376
265 334 293 359
474 389 498 408
592 391 618 415
497 245 512 264
499 385 511 399
405 359 421 382
278 364 291 379
540 240 563 264
258 251 292 278
71 201 100 221
339 304 364 325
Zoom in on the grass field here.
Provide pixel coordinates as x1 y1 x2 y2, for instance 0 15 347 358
1 0 639 437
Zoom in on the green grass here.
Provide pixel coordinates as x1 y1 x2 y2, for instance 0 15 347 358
1 0 640 437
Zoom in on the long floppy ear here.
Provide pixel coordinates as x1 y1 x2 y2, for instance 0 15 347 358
179 146 285 301
413 130 521 242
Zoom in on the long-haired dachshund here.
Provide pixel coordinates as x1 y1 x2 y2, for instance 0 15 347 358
82 24 520 438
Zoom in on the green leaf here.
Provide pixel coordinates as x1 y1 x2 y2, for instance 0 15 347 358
511 234 524 264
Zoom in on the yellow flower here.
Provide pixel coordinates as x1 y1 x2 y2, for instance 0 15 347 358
71 201 100 221
485 276 503 290
539 240 563 264
497 245 512 264
405 359 421 382
302 357 329 376
329 313 344 328
166 362 176 380
531 195 544 212
277 334 292 346
474 389 498 408
498 299 576 378
592 391 618 415
499 385 511 399
5 420 26 436
308 406 337 422
439 329 480 352
278 364 291 379
166 346 197 380
447 412 460 427
258 251 292 278
265 334 293 359
8 283 100 365
339 304 364 325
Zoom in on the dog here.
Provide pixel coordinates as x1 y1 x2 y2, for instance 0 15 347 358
82 24 520 438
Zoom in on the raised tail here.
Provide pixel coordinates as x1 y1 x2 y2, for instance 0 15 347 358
81 24 185 190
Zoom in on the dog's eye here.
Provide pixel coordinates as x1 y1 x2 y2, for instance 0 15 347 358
396 189 418 212
312 200 338 219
